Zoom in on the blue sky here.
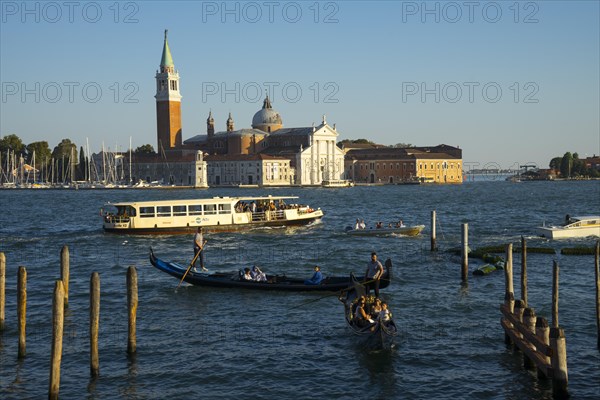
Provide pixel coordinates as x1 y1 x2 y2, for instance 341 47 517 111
1 1 599 169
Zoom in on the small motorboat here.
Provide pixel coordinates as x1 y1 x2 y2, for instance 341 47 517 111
537 215 600 239
345 225 425 237
339 281 398 349
149 248 393 292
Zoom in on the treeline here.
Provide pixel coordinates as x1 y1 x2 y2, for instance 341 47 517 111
0 134 156 182
549 152 599 178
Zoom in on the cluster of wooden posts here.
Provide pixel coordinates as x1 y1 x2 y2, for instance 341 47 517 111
500 239 570 397
430 213 600 397
0 246 139 399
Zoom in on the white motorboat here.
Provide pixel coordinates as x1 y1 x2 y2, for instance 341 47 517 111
345 225 425 237
537 215 600 239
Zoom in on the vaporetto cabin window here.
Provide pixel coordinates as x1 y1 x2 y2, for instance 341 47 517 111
218 204 231 214
188 205 202 215
140 207 155 218
157 206 172 217
204 204 217 215
173 206 187 216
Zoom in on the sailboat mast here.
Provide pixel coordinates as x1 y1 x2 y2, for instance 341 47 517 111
129 136 132 185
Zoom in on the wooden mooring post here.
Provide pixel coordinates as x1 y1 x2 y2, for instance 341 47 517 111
500 253 568 397
521 236 528 307
90 272 100 377
430 210 437 251
461 223 468 282
0 252 5 331
552 260 559 328
595 240 599 351
61 245 70 308
17 266 27 358
49 280 65 400
127 266 138 355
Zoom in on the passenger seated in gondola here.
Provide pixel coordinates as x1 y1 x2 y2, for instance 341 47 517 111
354 297 375 327
355 219 361 230
304 266 323 285
242 268 253 281
370 298 383 319
251 265 267 282
378 302 392 322
376 221 383 229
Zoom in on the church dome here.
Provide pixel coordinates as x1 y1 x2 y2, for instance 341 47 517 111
251 95 283 132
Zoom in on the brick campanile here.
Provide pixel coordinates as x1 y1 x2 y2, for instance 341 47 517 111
155 29 182 151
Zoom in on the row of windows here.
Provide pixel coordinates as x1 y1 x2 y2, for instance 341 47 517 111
139 204 231 218
157 79 178 92
359 163 415 171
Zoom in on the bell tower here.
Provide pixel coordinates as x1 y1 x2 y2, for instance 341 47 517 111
207 111 215 137
226 112 234 132
155 29 182 151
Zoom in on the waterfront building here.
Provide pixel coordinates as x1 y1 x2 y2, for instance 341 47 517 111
345 145 463 184
205 153 292 186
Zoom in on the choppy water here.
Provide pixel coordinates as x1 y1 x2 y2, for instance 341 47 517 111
1 181 599 399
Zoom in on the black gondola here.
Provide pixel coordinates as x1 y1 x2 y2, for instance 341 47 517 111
149 248 392 292
339 278 398 349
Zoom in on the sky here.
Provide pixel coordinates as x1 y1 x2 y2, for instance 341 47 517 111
1 0 599 170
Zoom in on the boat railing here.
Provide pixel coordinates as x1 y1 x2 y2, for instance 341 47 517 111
251 210 286 221
104 215 131 224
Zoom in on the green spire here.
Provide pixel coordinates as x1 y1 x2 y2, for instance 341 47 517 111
160 29 174 67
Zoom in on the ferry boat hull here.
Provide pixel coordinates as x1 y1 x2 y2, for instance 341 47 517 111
102 196 324 234
537 216 600 239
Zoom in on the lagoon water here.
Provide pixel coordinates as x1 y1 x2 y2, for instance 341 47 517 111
1 181 599 399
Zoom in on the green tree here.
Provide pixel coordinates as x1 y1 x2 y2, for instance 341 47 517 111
78 146 86 181
336 138 376 147
52 139 78 182
25 141 52 170
549 157 562 170
0 134 26 155
393 143 413 148
559 152 573 178
135 144 155 154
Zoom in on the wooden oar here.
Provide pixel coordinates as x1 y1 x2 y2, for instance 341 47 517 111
288 278 374 310
176 240 207 289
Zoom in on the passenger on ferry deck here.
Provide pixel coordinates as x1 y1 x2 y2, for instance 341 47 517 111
304 266 323 285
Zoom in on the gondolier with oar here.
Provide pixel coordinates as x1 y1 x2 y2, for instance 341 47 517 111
193 227 208 272
364 251 384 298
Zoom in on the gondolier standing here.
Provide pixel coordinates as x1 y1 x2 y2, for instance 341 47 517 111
364 252 384 297
193 227 208 272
